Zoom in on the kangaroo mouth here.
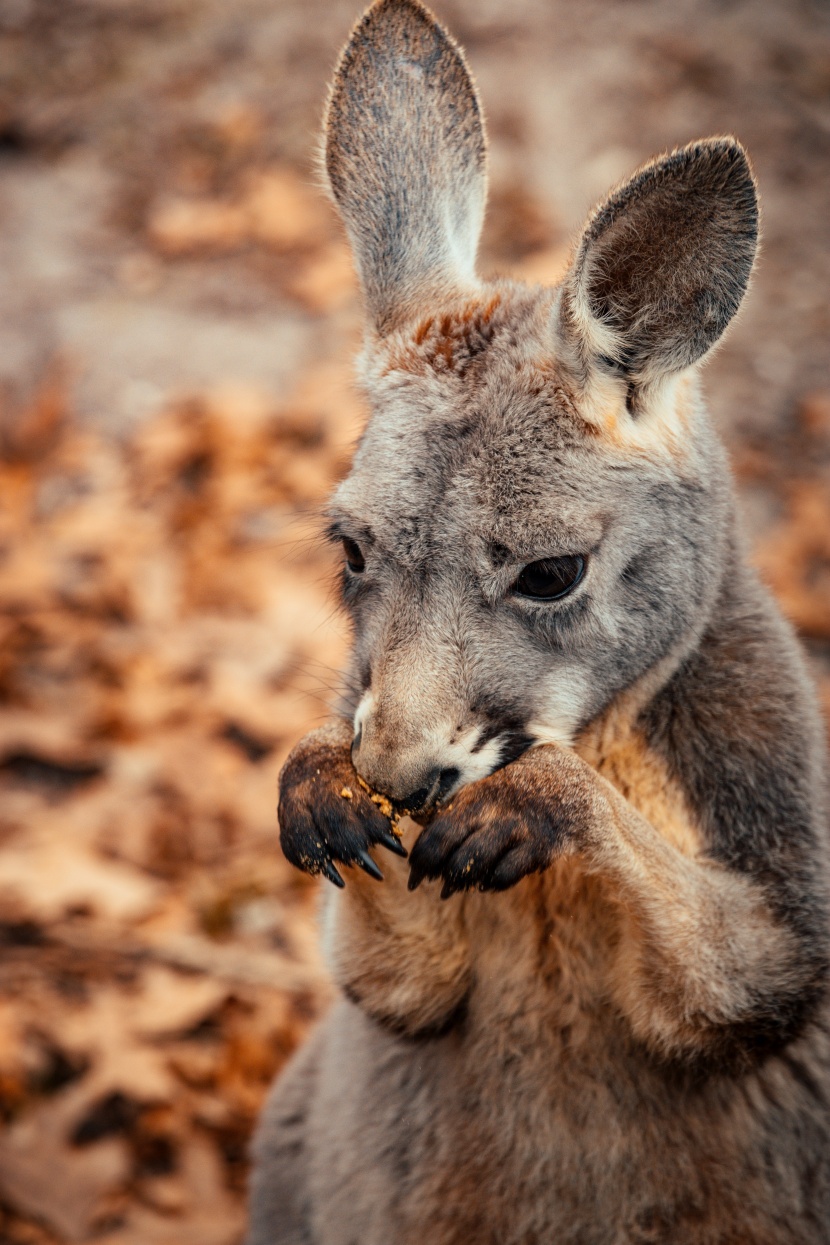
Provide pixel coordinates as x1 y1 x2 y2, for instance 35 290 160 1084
407 805 438 828
396 770 461 826
403 765 462 819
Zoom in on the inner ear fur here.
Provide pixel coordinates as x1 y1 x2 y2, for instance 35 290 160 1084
324 0 487 335
563 138 759 386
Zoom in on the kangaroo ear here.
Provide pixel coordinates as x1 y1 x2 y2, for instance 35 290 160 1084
324 0 487 335
562 139 758 386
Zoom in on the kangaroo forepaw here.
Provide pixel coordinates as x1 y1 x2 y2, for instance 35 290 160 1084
408 748 592 898
278 724 406 887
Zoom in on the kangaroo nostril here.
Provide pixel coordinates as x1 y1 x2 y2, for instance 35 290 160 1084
396 784 433 813
437 767 460 800
397 766 461 813
396 766 442 813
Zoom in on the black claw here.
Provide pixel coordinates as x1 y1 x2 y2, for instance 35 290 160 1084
356 849 384 881
322 860 345 889
440 878 456 901
377 830 408 858
407 868 423 892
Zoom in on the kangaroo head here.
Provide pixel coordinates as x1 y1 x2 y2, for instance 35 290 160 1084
324 0 758 811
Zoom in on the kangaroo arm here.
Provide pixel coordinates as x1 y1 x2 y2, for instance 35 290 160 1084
409 739 828 1065
581 768 825 1064
279 719 471 1038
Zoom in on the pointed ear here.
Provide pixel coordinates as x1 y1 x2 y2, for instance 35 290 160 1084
561 139 759 387
324 0 487 335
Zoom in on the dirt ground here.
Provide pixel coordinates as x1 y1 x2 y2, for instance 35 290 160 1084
0 1 828 1241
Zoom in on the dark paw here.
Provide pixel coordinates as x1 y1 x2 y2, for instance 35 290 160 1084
408 750 587 898
278 725 406 887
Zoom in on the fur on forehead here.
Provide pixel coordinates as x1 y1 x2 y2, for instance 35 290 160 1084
334 283 693 560
360 281 553 384
352 282 591 470
353 278 706 471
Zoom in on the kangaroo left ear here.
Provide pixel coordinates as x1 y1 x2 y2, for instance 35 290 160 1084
561 138 759 387
324 0 487 337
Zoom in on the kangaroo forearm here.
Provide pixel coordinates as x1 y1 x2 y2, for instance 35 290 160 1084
584 776 822 1061
425 738 825 1061
279 719 472 1036
322 866 471 1038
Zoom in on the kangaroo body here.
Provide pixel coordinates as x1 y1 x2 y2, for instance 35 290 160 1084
254 958 830 1245
251 606 830 1244
248 2 830 1241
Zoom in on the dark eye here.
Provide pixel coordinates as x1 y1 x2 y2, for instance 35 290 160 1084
513 554 585 601
342 537 365 573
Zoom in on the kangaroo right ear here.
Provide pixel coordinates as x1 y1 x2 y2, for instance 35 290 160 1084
324 0 487 335
561 139 759 388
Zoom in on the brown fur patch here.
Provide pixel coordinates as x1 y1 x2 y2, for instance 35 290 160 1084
577 372 699 469
325 820 473 1038
385 293 502 377
576 695 702 858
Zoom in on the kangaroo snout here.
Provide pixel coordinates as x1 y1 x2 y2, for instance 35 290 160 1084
351 690 473 811
351 728 459 813
349 680 519 811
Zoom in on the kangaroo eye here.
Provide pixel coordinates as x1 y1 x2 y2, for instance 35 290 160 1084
342 537 366 573
513 555 585 601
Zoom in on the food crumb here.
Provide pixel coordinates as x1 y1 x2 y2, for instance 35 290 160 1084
356 775 401 832
371 791 394 818
340 786 353 800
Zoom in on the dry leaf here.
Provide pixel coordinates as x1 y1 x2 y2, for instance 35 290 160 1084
130 967 229 1039
147 199 248 257
243 167 330 252
0 1098 129 1242
287 241 357 313
0 838 163 924
514 245 571 286
798 391 830 440
755 479 830 640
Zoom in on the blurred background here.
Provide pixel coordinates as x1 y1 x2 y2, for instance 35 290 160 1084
0 0 828 1241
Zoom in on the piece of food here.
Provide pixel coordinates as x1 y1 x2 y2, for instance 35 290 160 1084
356 776 403 836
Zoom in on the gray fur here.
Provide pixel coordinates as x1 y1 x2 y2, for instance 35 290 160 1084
324 0 487 334
249 1 830 1241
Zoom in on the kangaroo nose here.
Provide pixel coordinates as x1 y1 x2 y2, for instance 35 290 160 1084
399 766 460 812
350 741 460 813
396 774 438 813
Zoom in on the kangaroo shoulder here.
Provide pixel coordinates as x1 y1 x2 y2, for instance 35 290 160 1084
576 564 827 867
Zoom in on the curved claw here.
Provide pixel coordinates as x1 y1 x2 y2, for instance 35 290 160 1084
407 864 425 892
376 829 408 858
322 859 345 889
356 849 384 881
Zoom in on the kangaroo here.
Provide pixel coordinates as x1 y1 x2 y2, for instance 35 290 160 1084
247 1 830 1241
